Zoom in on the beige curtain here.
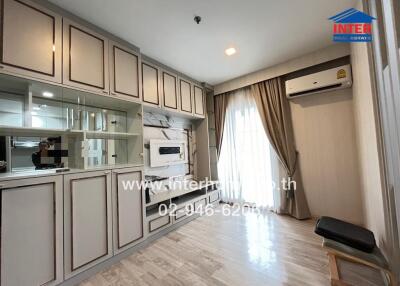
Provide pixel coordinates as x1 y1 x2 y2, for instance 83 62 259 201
214 93 230 158
251 77 311 219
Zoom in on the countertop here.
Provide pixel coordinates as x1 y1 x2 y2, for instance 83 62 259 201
0 163 144 183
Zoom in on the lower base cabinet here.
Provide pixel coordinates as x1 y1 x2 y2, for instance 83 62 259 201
0 175 64 286
112 167 145 254
63 170 113 278
0 169 219 286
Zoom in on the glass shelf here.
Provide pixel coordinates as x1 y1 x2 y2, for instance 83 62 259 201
0 73 144 170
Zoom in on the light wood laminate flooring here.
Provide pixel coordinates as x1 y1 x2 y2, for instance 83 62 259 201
80 205 385 286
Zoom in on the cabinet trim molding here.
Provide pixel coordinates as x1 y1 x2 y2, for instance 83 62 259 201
0 179 61 286
0 0 56 77
162 71 178 110
194 85 204 116
141 62 159 105
70 175 109 271
68 25 105 90
116 171 144 249
148 215 171 233
112 45 139 98
179 79 192 113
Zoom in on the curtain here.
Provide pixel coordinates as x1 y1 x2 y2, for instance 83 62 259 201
251 77 311 219
214 92 229 158
217 87 281 210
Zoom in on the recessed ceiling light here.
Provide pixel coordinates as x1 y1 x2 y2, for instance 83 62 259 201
225 47 237 56
42 91 54 98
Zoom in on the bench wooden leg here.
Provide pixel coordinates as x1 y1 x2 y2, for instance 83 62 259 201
383 269 397 286
328 253 352 286
328 253 340 281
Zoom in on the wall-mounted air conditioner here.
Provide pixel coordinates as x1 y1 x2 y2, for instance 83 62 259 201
285 64 352 99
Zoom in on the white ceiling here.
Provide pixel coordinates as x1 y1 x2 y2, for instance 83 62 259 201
49 0 358 85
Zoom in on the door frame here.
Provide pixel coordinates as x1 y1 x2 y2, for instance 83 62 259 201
367 0 400 278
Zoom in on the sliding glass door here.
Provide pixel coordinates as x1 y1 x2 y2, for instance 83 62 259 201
217 87 280 210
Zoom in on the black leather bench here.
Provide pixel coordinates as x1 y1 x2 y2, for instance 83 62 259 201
315 216 395 286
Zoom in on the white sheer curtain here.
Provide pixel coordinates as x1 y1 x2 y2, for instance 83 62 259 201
217 87 282 210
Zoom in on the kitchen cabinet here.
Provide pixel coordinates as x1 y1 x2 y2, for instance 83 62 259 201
179 79 192 114
0 175 63 286
194 85 205 117
0 0 62 83
63 170 112 278
162 71 178 110
141 61 160 106
63 19 109 94
109 41 140 100
112 167 144 253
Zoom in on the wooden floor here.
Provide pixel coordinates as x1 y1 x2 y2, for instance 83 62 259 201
80 206 384 286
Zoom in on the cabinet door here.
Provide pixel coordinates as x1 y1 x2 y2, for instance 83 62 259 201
0 175 63 286
112 168 144 253
162 71 178 110
142 62 160 105
179 79 192 113
194 85 205 116
0 0 62 83
63 19 109 94
110 41 140 100
64 170 112 278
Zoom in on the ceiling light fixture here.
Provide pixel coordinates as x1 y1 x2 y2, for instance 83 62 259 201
42 91 54 98
225 47 236 56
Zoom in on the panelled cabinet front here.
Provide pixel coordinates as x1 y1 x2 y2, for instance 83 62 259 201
63 19 109 94
179 79 192 114
194 85 205 117
110 41 140 100
0 0 62 82
112 168 145 253
0 175 63 286
162 71 178 110
63 170 113 278
141 61 160 106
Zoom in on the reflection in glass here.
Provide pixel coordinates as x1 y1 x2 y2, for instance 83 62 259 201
0 92 24 127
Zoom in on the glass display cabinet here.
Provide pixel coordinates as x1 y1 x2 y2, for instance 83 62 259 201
0 74 143 170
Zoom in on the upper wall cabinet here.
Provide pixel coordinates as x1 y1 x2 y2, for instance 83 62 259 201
162 70 178 110
194 85 205 117
179 78 192 114
0 0 62 83
63 19 109 94
109 41 140 100
141 61 160 106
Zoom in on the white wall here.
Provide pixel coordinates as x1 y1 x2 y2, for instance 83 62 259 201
214 44 350 95
290 89 364 224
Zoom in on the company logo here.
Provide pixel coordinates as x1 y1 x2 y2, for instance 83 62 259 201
329 8 376 42
337 69 347 79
